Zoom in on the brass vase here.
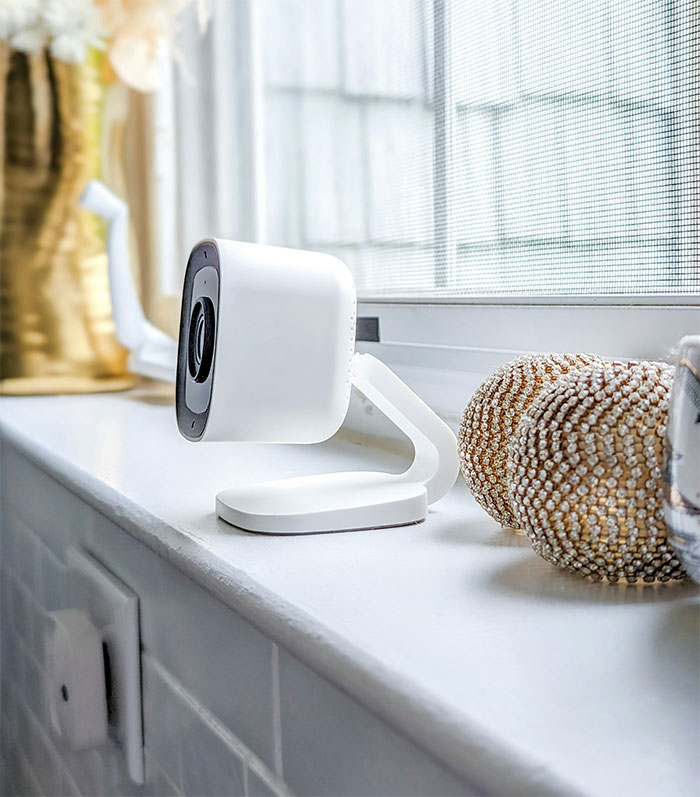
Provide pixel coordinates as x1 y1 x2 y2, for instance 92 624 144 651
0 44 136 394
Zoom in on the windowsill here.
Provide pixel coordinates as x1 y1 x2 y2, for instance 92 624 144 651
1 386 698 796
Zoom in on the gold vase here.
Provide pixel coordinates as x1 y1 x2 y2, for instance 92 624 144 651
0 44 136 395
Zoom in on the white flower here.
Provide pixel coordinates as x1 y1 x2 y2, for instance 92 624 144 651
43 0 105 63
10 25 49 53
0 0 42 40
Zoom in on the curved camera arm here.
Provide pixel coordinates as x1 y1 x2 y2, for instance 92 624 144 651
216 353 460 533
80 180 177 383
351 353 459 505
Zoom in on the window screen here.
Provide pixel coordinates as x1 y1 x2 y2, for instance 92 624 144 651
172 0 699 298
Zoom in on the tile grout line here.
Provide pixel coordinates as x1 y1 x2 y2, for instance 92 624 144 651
146 652 284 791
242 760 250 797
271 643 284 780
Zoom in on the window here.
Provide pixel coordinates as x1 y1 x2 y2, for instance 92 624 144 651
152 0 698 302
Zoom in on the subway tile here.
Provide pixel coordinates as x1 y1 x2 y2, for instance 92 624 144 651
1 568 14 647
140 750 161 796
1 752 21 797
29 716 63 796
138 746 174 797
142 655 184 788
40 545 69 611
60 768 82 797
30 598 50 664
7 631 25 707
23 649 48 727
2 507 21 573
91 513 277 770
247 766 283 797
3 454 93 559
67 748 106 797
153 765 184 797
141 750 178 797
180 711 246 797
278 650 474 796
99 744 139 797
15 695 34 764
17 754 43 797
14 516 42 595
1 681 17 751
2 447 483 797
12 578 33 648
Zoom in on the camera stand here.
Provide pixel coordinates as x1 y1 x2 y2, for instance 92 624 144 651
216 353 460 534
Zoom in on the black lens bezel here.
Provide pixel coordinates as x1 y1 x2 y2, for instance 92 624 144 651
176 242 220 441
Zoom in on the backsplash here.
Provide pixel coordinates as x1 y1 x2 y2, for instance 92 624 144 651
0 445 285 797
0 439 473 797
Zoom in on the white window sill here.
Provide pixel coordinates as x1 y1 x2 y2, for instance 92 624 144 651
1 387 698 796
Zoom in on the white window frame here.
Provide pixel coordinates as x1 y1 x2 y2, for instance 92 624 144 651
146 0 699 425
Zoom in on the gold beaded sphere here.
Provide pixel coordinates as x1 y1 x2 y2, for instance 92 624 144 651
459 354 601 527
507 360 687 583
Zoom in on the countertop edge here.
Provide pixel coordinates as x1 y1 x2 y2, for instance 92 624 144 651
0 416 579 797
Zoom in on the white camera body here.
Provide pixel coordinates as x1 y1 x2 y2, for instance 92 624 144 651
177 239 356 444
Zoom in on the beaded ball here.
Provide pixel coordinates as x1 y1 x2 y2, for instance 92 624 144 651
507 360 687 583
459 353 601 528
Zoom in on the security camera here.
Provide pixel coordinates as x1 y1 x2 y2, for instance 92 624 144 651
177 239 459 534
176 239 356 444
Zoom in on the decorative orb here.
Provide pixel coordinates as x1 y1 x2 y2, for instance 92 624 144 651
459 354 600 528
508 360 687 583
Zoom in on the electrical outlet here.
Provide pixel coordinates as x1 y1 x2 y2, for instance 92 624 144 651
66 547 144 784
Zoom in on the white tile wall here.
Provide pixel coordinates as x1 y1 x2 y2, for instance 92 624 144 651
0 439 474 796
0 443 284 797
278 651 475 796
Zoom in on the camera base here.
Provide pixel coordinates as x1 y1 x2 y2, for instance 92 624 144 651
216 471 427 534
216 353 459 534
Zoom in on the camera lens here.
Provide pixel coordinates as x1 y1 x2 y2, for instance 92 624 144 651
188 297 215 383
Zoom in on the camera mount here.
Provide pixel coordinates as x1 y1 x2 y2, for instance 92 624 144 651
216 352 459 533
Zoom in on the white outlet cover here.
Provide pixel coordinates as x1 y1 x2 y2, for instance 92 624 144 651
67 547 144 784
